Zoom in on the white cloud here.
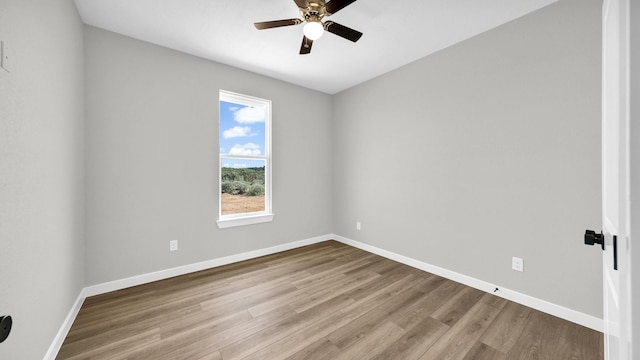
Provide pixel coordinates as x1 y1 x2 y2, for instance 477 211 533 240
234 106 265 124
229 143 261 156
222 163 248 169
223 126 254 139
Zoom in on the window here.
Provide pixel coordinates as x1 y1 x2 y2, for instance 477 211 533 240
217 90 273 228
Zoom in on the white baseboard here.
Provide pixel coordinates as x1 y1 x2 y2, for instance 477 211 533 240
332 234 604 332
43 289 87 360
84 234 333 297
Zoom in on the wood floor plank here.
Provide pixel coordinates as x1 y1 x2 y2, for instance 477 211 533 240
199 282 298 314
283 338 342 360
58 328 161 360
289 271 381 313
461 342 507 360
327 287 426 349
418 295 507 360
391 279 466 330
412 273 448 293
479 300 534 353
431 286 486 327
555 317 605 360
197 351 222 360
221 272 418 360
56 241 603 360
370 316 449 360
306 252 377 276
159 306 251 340
505 310 568 360
218 292 358 359
337 274 420 321
332 320 406 360
240 302 363 360
253 274 432 360
345 270 420 302
127 305 298 360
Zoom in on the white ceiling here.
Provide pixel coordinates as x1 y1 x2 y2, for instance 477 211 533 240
74 0 558 94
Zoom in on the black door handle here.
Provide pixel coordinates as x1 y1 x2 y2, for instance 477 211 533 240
584 230 618 271
584 230 605 250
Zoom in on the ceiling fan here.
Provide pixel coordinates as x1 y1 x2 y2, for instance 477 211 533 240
254 0 363 55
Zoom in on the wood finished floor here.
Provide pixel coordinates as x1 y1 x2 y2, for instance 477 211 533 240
57 241 603 360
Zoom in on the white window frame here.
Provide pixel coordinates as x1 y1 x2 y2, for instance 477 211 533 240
216 90 273 229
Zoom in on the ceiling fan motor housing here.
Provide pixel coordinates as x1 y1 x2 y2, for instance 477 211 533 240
301 2 326 22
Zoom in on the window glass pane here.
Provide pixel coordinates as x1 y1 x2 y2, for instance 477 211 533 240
220 158 266 215
219 101 266 156
218 90 271 227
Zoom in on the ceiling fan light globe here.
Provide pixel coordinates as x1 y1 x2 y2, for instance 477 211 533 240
303 21 324 40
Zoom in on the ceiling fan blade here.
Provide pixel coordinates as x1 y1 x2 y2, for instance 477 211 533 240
254 18 302 30
292 0 309 9
324 21 363 42
325 0 357 15
299 36 313 54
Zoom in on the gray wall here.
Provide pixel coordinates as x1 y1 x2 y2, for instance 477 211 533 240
84 26 334 285
0 0 85 359
332 0 603 317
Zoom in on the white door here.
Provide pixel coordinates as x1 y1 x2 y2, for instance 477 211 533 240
602 0 631 359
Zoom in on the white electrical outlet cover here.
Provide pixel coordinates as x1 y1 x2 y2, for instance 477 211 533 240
512 257 524 272
169 240 178 251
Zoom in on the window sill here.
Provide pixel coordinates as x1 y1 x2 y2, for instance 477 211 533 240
216 213 274 229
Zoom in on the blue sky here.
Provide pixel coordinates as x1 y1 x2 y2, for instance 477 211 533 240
220 100 266 168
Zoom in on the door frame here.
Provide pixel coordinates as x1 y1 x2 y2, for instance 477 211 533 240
629 2 638 358
602 0 640 360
